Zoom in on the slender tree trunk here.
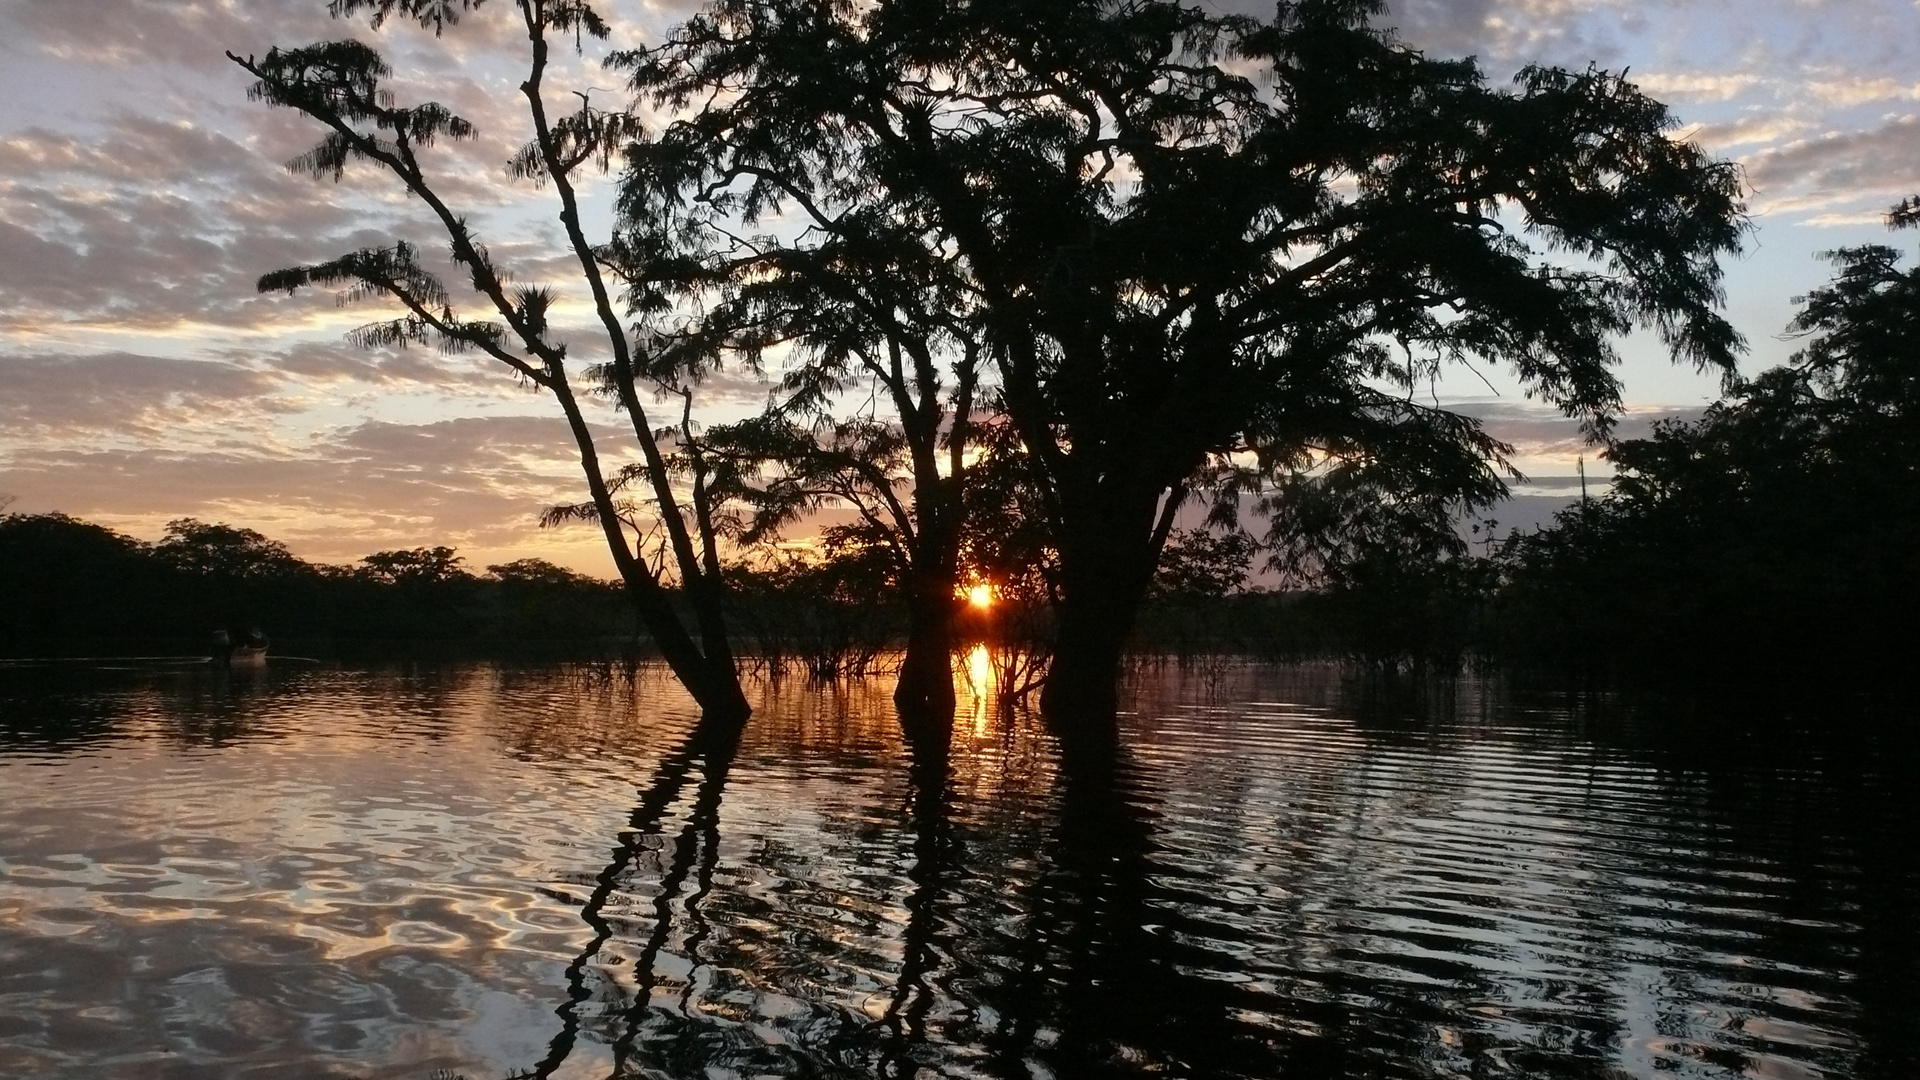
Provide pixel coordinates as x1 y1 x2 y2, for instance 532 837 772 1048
616 578 750 720
685 654 752 720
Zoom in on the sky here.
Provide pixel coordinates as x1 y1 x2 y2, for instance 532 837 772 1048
1 0 1916 574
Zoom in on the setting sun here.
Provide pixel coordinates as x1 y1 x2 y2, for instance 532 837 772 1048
966 584 993 609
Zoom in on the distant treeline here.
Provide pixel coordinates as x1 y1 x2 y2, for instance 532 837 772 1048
0 516 633 659
0 514 932 670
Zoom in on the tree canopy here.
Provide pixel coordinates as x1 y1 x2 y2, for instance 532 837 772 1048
211 0 1755 724
619 0 1746 717
231 0 752 716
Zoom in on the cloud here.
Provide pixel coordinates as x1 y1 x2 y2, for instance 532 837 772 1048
0 351 291 442
242 340 504 391
0 114 371 336
1687 115 1814 152
1803 77 1920 108
1383 0 1640 71
0 412 628 564
6 0 335 74
1745 114 1920 214
1449 400 1706 469
1632 72 1763 102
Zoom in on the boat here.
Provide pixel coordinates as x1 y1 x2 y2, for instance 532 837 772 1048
213 628 269 668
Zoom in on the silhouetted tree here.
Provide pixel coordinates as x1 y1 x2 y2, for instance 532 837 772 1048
482 557 626 647
704 382 980 719
1496 197 1920 687
1129 527 1257 661
230 0 750 717
722 541 899 681
357 545 471 586
153 518 307 581
612 54 987 721
1150 529 1256 600
150 518 325 639
0 514 159 649
629 0 1746 726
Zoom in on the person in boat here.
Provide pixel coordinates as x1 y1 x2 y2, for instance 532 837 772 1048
212 627 269 668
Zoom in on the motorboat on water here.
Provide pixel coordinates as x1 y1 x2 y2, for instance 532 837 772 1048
212 628 269 668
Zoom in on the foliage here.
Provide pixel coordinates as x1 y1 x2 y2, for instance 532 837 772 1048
621 0 1745 711
231 0 750 714
0 514 161 647
1493 199 1920 687
154 519 309 580
358 546 472 586
1150 529 1256 600
0 513 628 658
210 0 1760 711
723 547 898 680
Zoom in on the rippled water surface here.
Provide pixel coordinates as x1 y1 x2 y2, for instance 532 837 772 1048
2 661 1916 1080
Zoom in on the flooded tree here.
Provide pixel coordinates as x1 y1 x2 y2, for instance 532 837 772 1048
229 0 751 718
629 0 1747 728
610 81 987 723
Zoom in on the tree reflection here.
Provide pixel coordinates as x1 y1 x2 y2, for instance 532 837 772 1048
529 708 745 1079
875 709 957 1078
985 718 1279 1078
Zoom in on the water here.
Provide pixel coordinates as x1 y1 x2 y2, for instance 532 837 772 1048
1 661 1915 1079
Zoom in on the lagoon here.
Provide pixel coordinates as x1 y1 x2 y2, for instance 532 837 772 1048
1 661 1914 1079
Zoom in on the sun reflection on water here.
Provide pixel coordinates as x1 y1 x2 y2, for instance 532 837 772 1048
965 643 993 694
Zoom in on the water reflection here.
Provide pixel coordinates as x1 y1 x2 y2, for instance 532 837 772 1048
0 662 1915 1079
531 707 743 1078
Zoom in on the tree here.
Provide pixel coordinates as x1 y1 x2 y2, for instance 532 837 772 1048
612 60 987 721
0 514 159 649
630 0 1745 725
358 545 471 586
488 557 599 586
1496 198 1920 686
154 519 309 580
230 0 750 717
700 398 978 719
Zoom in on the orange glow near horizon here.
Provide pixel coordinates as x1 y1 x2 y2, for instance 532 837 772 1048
966 584 993 609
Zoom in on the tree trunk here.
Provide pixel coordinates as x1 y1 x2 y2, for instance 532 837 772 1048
1039 578 1139 727
894 487 963 725
1038 498 1162 731
685 655 752 721
620 578 750 721
895 597 958 717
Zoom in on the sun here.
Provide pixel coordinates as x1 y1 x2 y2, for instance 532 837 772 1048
966 584 994 609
